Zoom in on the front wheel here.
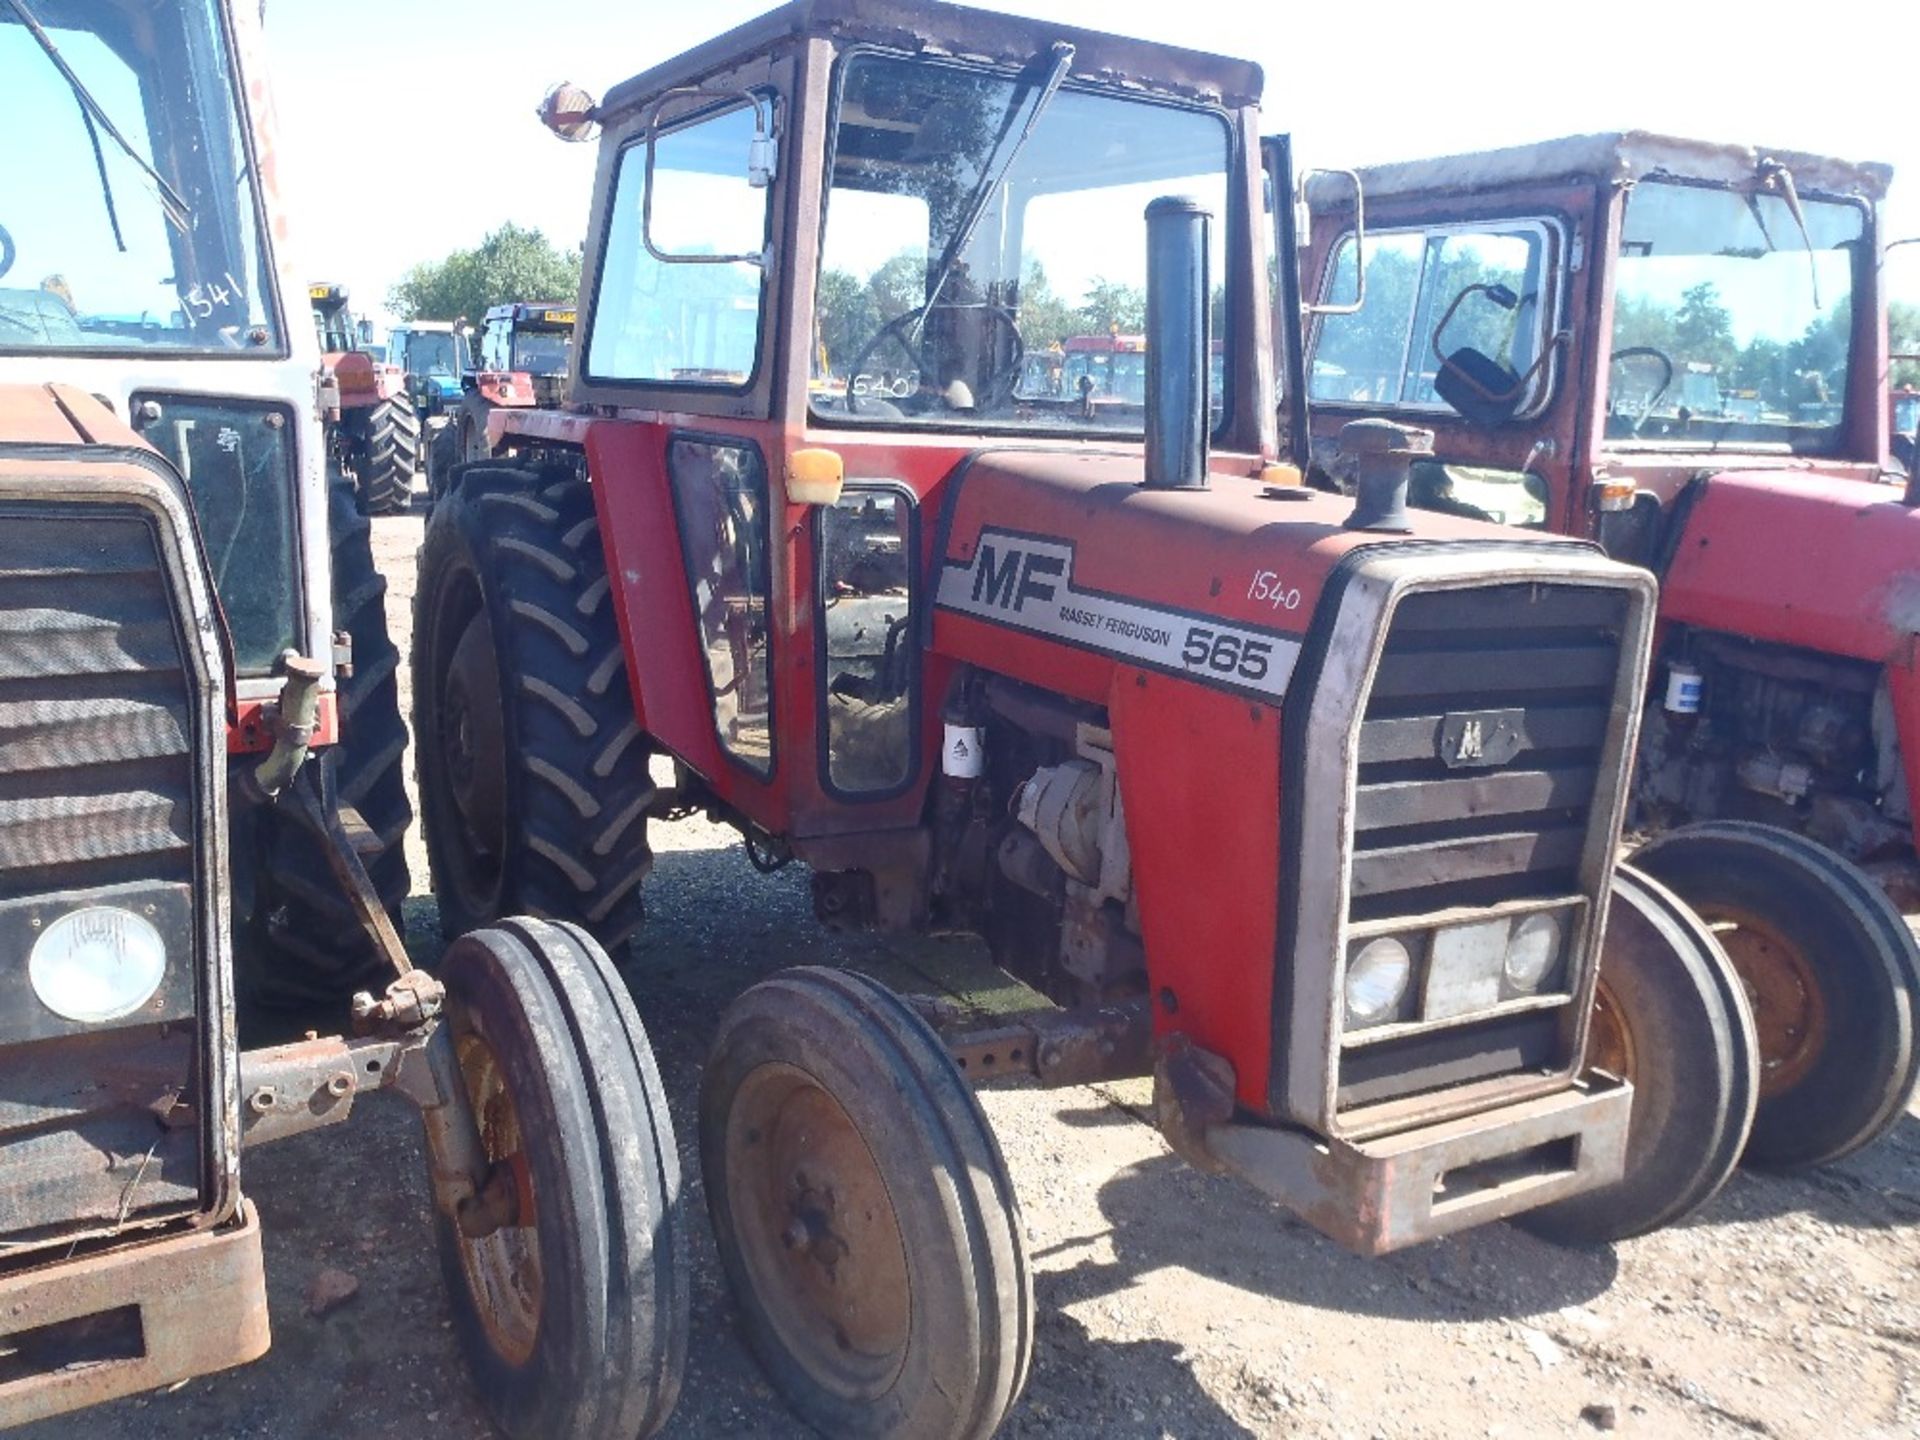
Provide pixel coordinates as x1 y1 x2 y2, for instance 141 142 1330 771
435 917 687 1440
1518 865 1759 1246
701 968 1033 1440
362 397 420 515
1632 821 1920 1170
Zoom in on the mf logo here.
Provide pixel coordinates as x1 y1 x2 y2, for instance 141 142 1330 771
971 542 1065 613
1453 719 1484 764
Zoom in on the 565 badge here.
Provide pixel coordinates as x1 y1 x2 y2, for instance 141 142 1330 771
938 530 1302 699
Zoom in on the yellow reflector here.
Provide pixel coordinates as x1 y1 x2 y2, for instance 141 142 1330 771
787 448 845 506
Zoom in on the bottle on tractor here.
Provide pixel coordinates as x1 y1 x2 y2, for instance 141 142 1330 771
0 3 686 1434
311 279 420 514
419 7 1762 1436
1293 131 1920 1173
439 299 576 496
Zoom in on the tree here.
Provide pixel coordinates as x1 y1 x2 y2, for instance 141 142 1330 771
1673 282 1735 373
1076 277 1145 336
1891 300 1920 390
388 223 583 323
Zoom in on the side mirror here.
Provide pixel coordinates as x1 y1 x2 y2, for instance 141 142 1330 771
1429 282 1567 426
1298 169 1366 316
537 82 600 143
640 88 778 270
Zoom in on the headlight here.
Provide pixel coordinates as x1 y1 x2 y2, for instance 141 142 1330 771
28 906 168 1024
1503 911 1565 993
1345 936 1413 1028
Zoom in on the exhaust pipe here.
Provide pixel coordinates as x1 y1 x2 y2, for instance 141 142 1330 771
1144 196 1211 490
1340 417 1432 532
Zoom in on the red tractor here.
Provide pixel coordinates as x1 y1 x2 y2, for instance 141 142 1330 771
420 9 1761 1437
1295 131 1920 1174
445 299 576 480
311 280 421 514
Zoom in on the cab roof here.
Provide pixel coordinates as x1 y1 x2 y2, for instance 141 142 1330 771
484 302 574 324
1305 131 1892 207
597 0 1263 121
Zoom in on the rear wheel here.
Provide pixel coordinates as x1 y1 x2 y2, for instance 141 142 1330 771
436 918 686 1440
414 464 654 946
363 396 420 515
1519 865 1759 1245
1633 821 1920 1169
701 968 1033 1440
243 470 412 1009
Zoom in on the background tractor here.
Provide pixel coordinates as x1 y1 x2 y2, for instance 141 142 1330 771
389 317 473 503
310 280 420 514
440 299 574 496
1297 130 1920 1175
0 3 686 1433
419 7 1761 1437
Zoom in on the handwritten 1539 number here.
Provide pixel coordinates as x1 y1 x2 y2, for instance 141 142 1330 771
1181 626 1272 681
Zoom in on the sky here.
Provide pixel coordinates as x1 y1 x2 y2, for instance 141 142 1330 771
261 0 1920 327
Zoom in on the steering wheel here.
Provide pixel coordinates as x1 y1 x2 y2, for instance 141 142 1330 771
1609 345 1675 434
0 223 14 283
844 306 1025 417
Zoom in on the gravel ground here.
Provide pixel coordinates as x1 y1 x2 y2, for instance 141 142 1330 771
24 503 1920 1440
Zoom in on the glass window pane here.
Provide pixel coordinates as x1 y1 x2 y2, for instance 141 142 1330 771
588 104 770 385
667 439 772 774
820 492 914 794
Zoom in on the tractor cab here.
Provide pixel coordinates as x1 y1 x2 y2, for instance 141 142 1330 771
471 299 575 403
1294 133 1900 553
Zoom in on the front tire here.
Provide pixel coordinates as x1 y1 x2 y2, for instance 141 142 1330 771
1632 821 1920 1169
1519 865 1759 1246
362 396 420 515
414 464 654 946
701 968 1033 1440
436 918 687 1440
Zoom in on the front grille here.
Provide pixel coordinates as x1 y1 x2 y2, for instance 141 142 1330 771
1350 584 1628 922
0 507 204 1249
0 515 194 900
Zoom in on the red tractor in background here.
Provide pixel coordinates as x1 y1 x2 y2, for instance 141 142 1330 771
419 9 1764 1437
442 299 575 487
311 280 420 514
1296 131 1920 1175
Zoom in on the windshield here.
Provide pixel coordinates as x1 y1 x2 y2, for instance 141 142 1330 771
1605 180 1864 454
0 0 278 353
403 331 462 376
813 52 1232 434
512 327 570 376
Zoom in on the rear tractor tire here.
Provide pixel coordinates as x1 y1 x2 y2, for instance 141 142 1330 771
1518 864 1759 1246
243 469 412 1010
435 917 687 1440
1632 820 1920 1170
413 464 654 948
362 396 420 515
701 968 1034 1440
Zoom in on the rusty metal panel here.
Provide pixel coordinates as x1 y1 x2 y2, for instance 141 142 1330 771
0 1202 269 1427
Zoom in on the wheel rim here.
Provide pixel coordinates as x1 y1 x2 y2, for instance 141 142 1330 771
437 608 507 915
725 1062 911 1402
1702 907 1827 1100
454 1029 543 1366
1587 977 1637 1083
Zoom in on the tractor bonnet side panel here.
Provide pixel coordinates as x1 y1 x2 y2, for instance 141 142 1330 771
1659 471 1920 663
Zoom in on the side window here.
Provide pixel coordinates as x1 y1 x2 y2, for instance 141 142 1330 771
667 438 773 775
1311 225 1553 413
818 490 916 796
588 102 772 386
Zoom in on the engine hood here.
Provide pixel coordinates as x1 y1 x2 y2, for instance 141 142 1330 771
1660 469 1920 662
933 449 1596 706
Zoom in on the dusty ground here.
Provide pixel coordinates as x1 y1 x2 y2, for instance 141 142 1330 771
26 503 1920 1440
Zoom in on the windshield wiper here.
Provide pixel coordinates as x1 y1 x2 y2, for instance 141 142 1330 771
913 40 1076 334
4 0 193 234
1757 156 1820 311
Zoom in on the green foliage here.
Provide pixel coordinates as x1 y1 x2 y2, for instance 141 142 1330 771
388 223 583 323
1075 278 1146 336
1891 300 1920 389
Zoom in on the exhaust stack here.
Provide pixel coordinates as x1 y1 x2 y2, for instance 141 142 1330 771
1340 417 1432 532
1143 196 1211 490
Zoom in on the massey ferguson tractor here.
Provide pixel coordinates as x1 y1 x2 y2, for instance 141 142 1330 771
0 3 685 1434
1296 131 1920 1175
421 8 1762 1436
311 280 420 514
445 299 576 484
